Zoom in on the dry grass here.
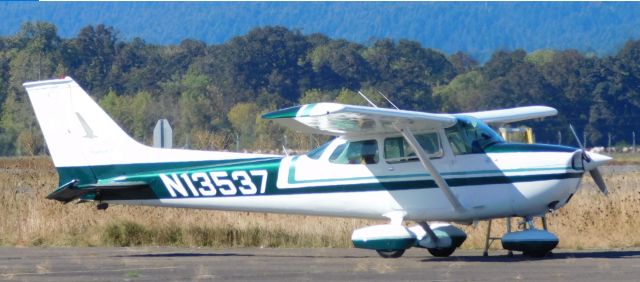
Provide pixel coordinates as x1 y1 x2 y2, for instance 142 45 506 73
1 156 638 250
0 157 376 248
609 153 640 165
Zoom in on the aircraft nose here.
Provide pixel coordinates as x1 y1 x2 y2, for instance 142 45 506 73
584 151 612 171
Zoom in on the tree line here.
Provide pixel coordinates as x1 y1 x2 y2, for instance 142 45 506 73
1 22 639 156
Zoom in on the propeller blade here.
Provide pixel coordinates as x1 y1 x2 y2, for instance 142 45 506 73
589 168 609 196
569 124 584 149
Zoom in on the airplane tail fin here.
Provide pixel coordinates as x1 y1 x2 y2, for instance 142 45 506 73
23 77 147 171
24 77 273 194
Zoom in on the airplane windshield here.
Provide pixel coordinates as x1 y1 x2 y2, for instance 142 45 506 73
306 140 332 160
445 116 503 154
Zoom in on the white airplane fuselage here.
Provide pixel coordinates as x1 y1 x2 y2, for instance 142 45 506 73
108 132 584 223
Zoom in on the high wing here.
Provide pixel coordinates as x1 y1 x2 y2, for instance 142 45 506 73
461 106 557 127
262 103 457 136
263 103 465 212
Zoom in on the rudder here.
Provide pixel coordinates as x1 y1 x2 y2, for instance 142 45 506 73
24 77 145 170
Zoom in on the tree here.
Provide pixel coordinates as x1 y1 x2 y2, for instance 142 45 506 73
433 70 487 112
66 25 118 96
177 72 213 138
448 51 478 74
8 22 63 92
227 102 259 149
0 92 42 155
587 56 640 145
525 49 556 67
363 39 455 111
308 39 370 90
209 26 312 103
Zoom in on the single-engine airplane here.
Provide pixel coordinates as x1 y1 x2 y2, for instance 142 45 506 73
24 77 611 258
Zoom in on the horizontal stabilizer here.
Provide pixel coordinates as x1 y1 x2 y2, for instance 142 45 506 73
46 179 149 204
46 180 83 203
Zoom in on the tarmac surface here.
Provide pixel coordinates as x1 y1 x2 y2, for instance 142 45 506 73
1 247 640 281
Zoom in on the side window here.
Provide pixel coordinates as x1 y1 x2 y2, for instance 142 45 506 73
446 130 471 155
329 140 379 165
384 132 442 163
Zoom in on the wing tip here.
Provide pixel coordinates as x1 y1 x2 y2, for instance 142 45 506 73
262 105 304 119
23 76 74 88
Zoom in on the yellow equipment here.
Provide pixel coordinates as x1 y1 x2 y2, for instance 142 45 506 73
499 127 534 144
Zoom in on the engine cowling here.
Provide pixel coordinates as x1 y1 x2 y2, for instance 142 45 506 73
351 224 417 250
501 229 559 257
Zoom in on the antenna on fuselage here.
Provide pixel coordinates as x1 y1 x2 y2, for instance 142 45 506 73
357 90 378 108
282 135 290 156
374 88 400 110
357 89 400 110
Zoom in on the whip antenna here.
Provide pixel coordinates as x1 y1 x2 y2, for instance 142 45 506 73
357 90 378 108
375 89 399 110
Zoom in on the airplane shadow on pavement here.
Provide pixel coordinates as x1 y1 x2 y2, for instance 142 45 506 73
423 250 640 262
120 252 369 259
117 249 640 261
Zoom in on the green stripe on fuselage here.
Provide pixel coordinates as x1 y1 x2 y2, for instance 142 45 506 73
96 170 582 201
95 159 581 201
56 145 583 202
485 143 576 153
57 157 279 186
286 155 577 185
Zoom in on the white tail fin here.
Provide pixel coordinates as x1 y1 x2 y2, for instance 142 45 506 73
24 77 274 170
24 77 148 167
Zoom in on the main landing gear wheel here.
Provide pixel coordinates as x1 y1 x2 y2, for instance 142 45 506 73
427 247 456 257
376 249 405 258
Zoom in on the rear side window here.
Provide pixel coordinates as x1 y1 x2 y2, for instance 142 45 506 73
329 140 379 165
384 132 442 163
306 141 331 160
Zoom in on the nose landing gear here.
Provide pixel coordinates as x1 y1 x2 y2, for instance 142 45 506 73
483 215 558 258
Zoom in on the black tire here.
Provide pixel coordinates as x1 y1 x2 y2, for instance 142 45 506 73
376 249 405 258
427 247 456 257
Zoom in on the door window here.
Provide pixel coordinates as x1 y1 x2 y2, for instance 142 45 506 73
329 139 379 165
384 132 442 163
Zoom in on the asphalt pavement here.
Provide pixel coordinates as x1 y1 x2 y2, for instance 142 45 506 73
1 247 640 281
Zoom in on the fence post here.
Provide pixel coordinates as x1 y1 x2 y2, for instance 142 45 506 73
235 132 240 152
557 131 562 145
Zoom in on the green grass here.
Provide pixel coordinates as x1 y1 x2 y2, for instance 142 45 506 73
126 270 140 278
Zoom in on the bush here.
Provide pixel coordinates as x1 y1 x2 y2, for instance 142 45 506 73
103 221 152 246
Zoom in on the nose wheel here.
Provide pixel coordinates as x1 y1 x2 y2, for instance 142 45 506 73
483 215 554 258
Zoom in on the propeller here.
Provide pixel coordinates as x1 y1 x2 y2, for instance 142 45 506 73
569 125 609 195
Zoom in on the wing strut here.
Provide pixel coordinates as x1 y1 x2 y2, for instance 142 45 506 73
398 127 466 212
